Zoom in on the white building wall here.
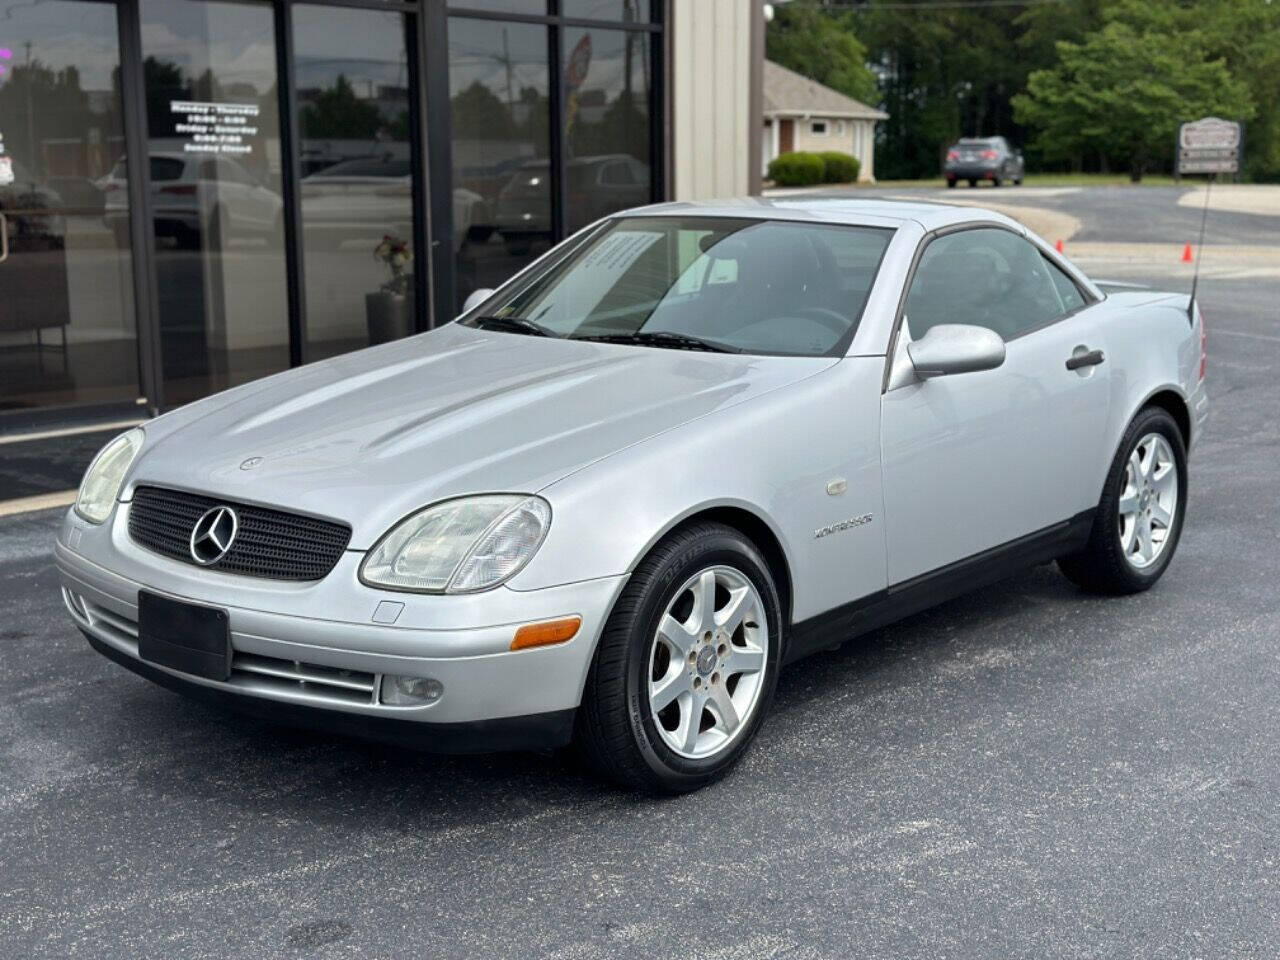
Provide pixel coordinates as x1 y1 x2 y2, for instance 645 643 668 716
671 0 753 200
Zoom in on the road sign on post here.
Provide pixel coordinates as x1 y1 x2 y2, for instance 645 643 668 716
1177 117 1241 175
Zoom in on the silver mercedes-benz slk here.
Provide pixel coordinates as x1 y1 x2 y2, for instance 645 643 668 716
58 198 1208 793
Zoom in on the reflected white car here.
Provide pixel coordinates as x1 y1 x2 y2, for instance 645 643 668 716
299 156 488 253
100 152 282 248
58 198 1207 793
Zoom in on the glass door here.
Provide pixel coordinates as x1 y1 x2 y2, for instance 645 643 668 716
138 0 290 408
0 0 141 416
293 4 420 361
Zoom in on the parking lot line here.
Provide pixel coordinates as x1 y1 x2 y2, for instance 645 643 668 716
0 490 77 517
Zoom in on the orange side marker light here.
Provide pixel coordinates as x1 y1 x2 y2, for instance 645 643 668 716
511 617 581 651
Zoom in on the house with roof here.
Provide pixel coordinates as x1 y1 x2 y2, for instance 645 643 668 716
762 60 888 183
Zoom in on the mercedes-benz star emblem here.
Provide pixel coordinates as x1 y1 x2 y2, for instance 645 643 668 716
189 506 238 565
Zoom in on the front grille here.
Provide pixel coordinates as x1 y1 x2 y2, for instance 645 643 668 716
128 485 351 581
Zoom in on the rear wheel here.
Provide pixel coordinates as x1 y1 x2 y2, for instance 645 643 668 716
1059 407 1187 594
576 522 781 794
968 179 978 188
946 179 957 189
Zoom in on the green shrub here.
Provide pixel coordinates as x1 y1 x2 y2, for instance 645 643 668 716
818 151 861 184
767 151 826 187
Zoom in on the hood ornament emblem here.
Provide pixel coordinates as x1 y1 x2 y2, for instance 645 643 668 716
190 506 239 565
239 456 264 470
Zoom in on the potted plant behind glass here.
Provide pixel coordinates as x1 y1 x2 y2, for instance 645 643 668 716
366 235 414 344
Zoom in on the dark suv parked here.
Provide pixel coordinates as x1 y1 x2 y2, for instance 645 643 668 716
944 137 1024 188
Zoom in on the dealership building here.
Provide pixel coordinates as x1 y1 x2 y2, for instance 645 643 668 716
0 0 760 431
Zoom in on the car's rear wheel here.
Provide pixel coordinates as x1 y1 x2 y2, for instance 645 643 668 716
968 179 978 188
576 522 781 794
1059 407 1187 594
946 179 957 189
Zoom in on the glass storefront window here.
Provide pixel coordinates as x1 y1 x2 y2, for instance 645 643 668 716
293 5 417 360
562 27 651 234
448 2 549 15
448 17 550 312
0 1 138 416
561 1 650 22
139 0 290 407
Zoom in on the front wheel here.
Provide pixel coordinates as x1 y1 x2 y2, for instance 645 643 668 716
576 523 781 793
1059 407 1187 594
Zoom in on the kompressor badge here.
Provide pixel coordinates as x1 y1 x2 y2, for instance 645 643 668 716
814 514 873 539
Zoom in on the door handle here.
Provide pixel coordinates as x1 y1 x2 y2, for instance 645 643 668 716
0 212 8 264
1065 348 1104 370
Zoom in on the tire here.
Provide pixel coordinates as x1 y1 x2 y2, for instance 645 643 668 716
968 179 978 188
946 179 957 189
1058 406 1187 594
992 176 1002 187
576 522 782 794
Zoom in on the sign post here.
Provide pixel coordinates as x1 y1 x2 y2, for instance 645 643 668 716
1177 117 1241 321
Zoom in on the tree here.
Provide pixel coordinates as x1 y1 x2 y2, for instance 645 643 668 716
449 80 515 142
1101 0 1280 181
766 0 878 106
1013 20 1253 181
300 75 383 140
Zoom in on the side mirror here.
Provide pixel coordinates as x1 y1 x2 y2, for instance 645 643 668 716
461 288 495 314
907 324 1005 379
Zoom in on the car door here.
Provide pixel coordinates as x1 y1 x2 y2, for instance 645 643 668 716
880 225 1111 585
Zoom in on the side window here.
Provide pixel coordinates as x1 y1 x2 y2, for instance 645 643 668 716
1042 255 1087 314
903 227 1069 342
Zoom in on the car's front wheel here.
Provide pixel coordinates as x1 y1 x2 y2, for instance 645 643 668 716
576 522 781 793
1059 406 1187 594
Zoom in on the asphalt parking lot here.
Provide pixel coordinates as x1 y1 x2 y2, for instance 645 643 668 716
3 187 1279 958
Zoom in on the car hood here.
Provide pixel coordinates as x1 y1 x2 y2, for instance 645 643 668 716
131 324 835 548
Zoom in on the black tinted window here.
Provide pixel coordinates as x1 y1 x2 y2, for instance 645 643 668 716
1043 255 1087 314
905 228 1072 341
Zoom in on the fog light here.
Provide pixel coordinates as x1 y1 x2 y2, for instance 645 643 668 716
381 675 444 705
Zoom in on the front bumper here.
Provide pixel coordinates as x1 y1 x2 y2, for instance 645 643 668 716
57 504 627 752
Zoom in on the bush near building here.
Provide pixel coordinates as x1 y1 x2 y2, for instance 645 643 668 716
817 151 861 184
767 151 859 187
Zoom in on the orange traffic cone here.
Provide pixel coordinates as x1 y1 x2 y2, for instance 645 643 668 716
1181 243 1194 263
1055 239 1065 253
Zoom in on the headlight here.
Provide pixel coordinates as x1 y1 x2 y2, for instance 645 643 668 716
75 427 145 524
359 495 551 594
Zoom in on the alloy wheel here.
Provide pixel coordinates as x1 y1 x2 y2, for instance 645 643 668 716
1118 431 1179 570
646 565 769 760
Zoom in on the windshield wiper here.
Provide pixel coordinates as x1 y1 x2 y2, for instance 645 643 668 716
573 331 741 354
471 315 556 337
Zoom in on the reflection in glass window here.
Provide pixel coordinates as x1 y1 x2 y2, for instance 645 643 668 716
561 1 650 22
0 1 139 414
563 28 651 233
449 18 550 312
448 1 549 14
294 5 417 360
139 0 289 407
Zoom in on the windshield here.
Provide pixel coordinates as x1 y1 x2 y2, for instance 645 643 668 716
463 216 893 357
